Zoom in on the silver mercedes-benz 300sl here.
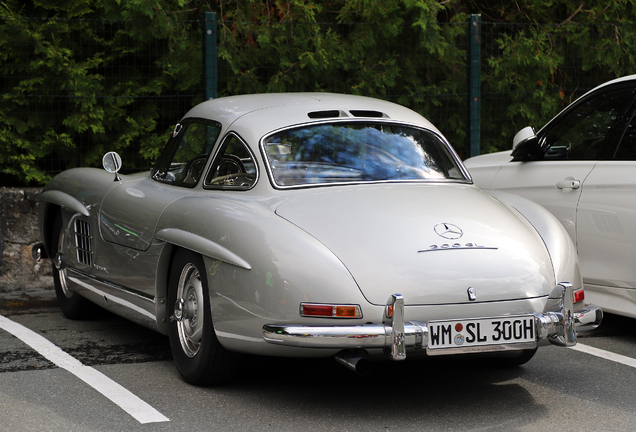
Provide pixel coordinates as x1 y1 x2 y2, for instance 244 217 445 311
33 93 602 385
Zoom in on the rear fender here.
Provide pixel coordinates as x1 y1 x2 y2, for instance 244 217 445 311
486 189 581 290
153 229 252 335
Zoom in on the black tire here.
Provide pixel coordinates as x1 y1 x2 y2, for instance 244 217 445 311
51 213 91 319
0 224 3 267
168 249 240 386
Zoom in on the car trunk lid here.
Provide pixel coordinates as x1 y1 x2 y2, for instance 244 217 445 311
275 183 555 306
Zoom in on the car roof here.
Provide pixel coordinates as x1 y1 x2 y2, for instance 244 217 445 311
569 74 636 103
181 92 441 137
537 74 636 136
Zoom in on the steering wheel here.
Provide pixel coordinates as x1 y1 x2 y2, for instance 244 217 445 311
216 155 246 176
183 154 208 184
209 173 255 187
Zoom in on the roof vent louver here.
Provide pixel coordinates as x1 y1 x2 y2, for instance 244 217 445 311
349 110 386 118
307 110 345 119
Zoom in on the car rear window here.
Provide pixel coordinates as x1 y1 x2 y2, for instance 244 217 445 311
262 122 468 187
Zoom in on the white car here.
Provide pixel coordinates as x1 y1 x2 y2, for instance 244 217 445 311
465 74 636 319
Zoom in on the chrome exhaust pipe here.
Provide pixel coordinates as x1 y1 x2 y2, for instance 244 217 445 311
334 350 372 375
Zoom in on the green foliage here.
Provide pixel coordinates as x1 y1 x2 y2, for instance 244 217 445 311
461 0 636 153
3 0 636 185
0 0 202 185
215 0 467 150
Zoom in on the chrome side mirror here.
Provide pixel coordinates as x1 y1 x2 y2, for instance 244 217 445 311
103 151 122 181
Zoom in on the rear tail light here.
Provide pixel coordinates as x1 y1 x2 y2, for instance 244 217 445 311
300 303 362 318
573 288 585 304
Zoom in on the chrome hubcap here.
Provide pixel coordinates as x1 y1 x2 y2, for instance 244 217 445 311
56 230 73 299
174 263 204 358
54 252 64 270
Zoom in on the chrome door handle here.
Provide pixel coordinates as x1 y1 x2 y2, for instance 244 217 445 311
556 178 581 189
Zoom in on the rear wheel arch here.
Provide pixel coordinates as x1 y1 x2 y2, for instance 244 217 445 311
159 244 230 334
41 203 61 259
156 242 175 302
167 247 241 385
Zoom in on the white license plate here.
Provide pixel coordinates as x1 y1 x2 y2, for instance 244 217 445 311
427 315 536 351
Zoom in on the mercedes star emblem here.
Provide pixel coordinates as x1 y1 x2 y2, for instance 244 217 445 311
434 223 463 240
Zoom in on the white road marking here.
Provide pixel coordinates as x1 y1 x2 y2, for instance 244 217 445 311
0 314 169 424
570 343 636 368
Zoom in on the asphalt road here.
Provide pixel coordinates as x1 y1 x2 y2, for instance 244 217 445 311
1 291 636 432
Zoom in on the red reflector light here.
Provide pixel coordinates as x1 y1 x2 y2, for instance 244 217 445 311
300 303 362 318
301 304 334 316
573 288 585 303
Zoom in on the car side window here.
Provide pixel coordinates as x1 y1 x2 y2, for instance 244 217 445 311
613 110 636 160
152 121 221 187
204 134 257 189
542 87 634 161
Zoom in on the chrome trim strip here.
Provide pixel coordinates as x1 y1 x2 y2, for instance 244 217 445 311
214 330 265 344
67 269 155 321
69 276 155 321
418 246 498 253
67 268 154 300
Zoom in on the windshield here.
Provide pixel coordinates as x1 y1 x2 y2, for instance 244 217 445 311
263 123 468 187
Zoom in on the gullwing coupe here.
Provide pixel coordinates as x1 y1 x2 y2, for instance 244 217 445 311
34 93 602 385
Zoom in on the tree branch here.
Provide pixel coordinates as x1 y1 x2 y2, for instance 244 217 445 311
562 2 585 24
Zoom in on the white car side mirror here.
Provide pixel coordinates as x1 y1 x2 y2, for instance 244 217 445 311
512 126 537 150
511 126 542 161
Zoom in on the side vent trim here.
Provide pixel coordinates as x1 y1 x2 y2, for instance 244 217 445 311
74 219 93 266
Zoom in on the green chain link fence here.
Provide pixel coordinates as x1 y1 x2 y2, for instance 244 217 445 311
2 14 635 185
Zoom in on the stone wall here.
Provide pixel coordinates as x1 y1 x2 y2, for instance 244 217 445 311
0 187 54 298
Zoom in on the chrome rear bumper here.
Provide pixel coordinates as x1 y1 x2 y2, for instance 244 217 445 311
262 283 603 360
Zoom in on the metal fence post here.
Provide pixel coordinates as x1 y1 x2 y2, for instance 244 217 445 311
204 11 218 100
467 14 481 157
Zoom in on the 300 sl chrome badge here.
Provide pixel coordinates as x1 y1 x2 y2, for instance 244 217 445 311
434 223 463 239
417 243 498 253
